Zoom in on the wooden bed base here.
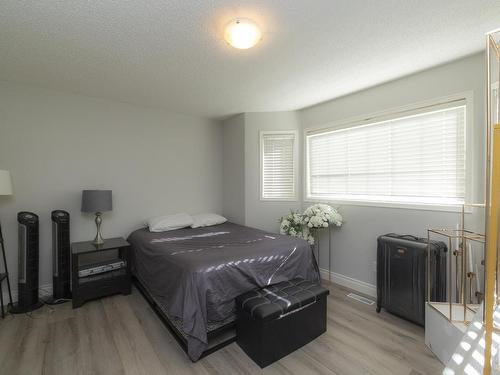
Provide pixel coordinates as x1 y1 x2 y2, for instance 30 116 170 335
133 276 237 361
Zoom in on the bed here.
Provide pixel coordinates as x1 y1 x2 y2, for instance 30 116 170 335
127 222 320 361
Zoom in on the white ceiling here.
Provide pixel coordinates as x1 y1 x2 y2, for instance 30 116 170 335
1 1 499 119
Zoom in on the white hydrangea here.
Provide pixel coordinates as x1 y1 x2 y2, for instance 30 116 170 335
303 203 343 229
279 210 314 244
279 205 342 245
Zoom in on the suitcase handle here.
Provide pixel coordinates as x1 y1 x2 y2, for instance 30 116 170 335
387 233 420 241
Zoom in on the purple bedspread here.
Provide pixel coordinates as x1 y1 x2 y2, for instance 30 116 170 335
128 222 319 360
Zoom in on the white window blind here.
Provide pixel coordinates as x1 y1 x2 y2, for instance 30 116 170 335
306 104 466 206
261 131 297 200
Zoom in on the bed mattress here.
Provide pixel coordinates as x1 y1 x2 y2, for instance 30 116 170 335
128 222 319 360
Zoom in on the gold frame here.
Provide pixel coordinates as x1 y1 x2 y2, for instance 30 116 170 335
483 29 500 375
427 213 485 326
484 123 500 374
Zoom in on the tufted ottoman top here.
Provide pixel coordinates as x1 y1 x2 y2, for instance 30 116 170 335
235 278 329 322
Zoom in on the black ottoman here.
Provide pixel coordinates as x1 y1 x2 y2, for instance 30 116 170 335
235 278 329 368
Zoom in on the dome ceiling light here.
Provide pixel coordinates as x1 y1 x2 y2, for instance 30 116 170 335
224 18 262 49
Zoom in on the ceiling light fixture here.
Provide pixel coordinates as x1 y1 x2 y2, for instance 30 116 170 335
224 18 262 49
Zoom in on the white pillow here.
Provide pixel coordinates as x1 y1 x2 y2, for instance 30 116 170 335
148 213 194 232
191 213 227 228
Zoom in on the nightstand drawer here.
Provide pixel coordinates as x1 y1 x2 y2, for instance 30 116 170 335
73 273 130 306
79 274 129 296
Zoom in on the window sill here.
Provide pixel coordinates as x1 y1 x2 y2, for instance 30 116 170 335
260 197 299 202
303 197 470 213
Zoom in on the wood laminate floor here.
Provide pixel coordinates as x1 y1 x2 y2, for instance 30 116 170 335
0 283 443 375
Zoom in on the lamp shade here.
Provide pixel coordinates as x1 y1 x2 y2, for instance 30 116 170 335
81 190 112 213
0 170 13 195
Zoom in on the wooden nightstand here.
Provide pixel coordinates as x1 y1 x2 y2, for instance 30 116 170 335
71 237 131 308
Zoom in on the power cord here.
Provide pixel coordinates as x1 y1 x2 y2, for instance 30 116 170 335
42 297 71 306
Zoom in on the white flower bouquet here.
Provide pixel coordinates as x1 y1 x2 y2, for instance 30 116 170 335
279 210 315 244
279 205 342 245
303 203 343 229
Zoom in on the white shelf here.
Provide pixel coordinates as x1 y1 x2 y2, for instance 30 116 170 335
428 302 480 330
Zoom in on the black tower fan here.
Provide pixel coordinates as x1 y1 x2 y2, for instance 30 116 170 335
51 210 71 301
11 212 43 313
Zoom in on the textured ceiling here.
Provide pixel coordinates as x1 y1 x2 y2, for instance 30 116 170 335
1 1 499 118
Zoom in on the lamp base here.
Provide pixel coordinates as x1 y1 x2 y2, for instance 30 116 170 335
93 237 105 246
93 212 105 245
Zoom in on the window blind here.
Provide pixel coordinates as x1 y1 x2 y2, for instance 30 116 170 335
306 105 466 205
261 132 297 200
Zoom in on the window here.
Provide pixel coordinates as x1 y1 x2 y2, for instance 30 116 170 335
260 131 298 201
306 103 466 207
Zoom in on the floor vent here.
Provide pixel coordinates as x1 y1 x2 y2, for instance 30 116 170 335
347 293 375 305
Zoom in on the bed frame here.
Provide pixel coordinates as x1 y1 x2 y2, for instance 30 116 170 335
133 276 237 361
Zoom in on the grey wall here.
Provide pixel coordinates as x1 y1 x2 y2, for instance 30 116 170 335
0 81 223 293
222 114 245 225
299 53 486 291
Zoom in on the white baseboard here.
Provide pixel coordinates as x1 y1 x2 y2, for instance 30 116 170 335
1 283 52 304
2 273 377 306
319 268 377 298
39 284 53 298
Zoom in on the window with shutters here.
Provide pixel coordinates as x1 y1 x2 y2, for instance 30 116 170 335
305 102 467 207
260 131 298 201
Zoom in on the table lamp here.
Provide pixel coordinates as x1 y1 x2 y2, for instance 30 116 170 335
81 190 112 245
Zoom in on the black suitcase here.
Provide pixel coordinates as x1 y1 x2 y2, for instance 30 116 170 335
376 233 447 326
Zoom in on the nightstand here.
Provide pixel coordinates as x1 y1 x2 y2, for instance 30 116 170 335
71 237 131 308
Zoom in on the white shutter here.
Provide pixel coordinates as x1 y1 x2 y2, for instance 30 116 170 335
261 131 297 200
306 104 466 205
